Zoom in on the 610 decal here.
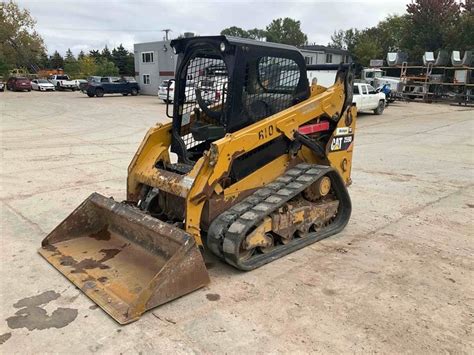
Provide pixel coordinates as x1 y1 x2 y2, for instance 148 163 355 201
258 125 274 140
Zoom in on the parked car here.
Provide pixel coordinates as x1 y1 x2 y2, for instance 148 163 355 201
31 79 55 91
0 77 4 92
80 76 101 93
158 79 222 104
72 79 87 90
6 77 31 92
48 74 77 91
158 80 172 102
159 80 193 103
352 83 386 115
198 77 227 102
85 76 140 97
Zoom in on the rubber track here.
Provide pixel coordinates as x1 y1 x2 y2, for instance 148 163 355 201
207 163 352 270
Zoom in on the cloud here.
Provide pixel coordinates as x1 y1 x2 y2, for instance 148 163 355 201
16 0 408 55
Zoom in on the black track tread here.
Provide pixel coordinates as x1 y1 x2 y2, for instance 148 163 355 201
207 163 352 270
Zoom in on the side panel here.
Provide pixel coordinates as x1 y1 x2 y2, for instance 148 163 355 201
325 105 357 185
127 122 173 201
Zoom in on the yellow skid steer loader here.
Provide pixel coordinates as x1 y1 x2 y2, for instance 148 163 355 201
39 36 356 324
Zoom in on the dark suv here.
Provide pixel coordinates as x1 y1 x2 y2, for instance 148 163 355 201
85 76 140 97
80 76 101 93
7 77 32 91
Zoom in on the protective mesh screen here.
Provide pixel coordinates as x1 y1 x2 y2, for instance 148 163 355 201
180 56 228 149
243 56 300 122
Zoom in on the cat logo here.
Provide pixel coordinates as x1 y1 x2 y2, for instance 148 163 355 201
331 137 343 151
330 135 353 152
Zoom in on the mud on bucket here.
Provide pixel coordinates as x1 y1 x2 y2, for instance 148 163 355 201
39 192 210 324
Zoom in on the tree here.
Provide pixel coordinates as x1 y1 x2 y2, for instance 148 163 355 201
89 49 101 62
221 26 250 38
112 44 133 75
376 15 411 54
329 0 472 65
101 46 113 61
78 50 85 60
125 53 135 76
38 52 51 69
78 56 97 77
265 18 307 46
247 28 267 40
64 48 80 78
329 28 360 53
94 59 119 76
0 1 46 74
222 18 309 45
65 48 75 62
353 29 383 66
50 50 64 69
404 0 461 59
329 30 347 49
451 1 474 50
0 56 9 77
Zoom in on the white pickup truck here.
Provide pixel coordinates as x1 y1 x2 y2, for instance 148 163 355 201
48 75 77 91
352 82 386 115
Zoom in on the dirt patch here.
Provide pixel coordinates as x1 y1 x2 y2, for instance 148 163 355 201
13 290 60 308
322 288 337 296
206 293 221 301
6 291 78 331
205 262 216 269
0 332 11 345
60 248 121 274
98 248 121 262
89 226 111 240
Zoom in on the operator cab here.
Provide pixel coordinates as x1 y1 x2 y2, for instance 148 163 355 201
168 36 310 165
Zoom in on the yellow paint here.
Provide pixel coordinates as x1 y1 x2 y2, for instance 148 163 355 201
126 75 357 246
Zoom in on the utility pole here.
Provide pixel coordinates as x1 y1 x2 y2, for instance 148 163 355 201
162 29 172 41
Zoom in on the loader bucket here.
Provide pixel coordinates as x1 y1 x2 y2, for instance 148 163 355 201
39 193 210 324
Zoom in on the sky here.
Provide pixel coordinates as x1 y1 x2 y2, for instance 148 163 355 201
15 0 409 56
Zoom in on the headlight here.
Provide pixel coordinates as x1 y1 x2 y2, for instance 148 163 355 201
220 42 226 52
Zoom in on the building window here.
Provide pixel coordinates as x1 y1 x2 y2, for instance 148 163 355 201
143 74 150 85
305 56 313 65
142 52 154 63
326 53 333 63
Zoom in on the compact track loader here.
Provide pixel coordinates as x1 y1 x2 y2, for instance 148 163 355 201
39 36 356 324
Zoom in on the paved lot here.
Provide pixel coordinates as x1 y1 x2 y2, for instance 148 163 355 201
1 91 473 353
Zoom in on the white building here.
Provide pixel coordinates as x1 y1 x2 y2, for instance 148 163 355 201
133 40 177 95
299 44 351 65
